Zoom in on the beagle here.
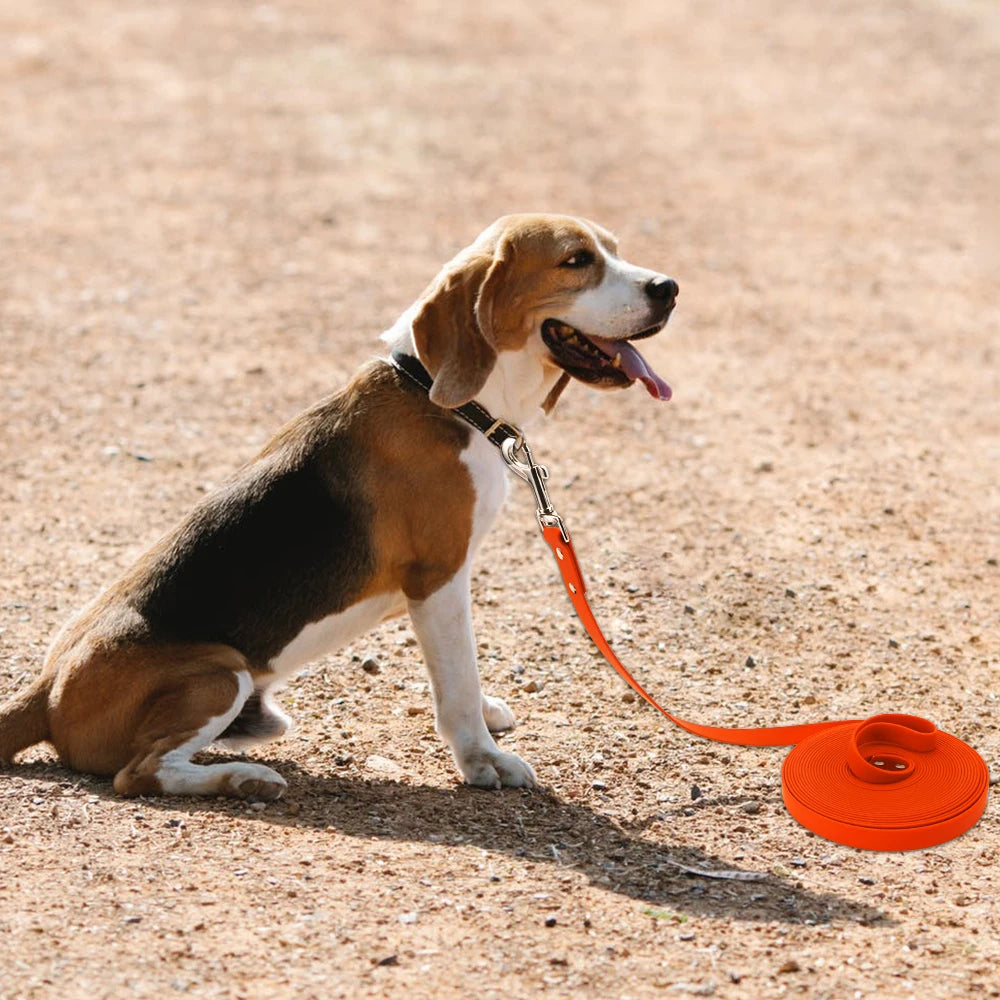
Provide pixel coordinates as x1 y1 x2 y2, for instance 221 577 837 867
0 213 677 798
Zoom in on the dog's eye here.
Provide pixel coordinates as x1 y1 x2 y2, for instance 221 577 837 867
559 250 595 269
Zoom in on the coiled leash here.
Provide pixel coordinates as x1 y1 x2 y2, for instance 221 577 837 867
501 436 990 851
388 351 990 851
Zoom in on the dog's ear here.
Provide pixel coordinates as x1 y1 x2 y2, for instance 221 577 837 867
411 243 508 409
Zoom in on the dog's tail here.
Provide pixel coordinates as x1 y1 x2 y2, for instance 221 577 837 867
0 675 51 762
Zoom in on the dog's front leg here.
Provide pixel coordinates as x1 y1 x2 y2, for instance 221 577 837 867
407 564 536 789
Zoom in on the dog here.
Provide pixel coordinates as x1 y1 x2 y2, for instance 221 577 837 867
0 213 677 799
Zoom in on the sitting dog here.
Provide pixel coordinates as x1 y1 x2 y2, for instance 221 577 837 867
0 213 677 798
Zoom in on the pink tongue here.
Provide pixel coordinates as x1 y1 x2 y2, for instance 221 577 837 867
588 336 672 401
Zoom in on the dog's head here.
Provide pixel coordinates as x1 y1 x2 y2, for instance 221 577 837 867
410 213 677 410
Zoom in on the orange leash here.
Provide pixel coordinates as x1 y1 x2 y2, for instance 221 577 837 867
501 438 989 851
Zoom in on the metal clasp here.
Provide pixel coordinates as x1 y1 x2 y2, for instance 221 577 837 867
500 436 569 542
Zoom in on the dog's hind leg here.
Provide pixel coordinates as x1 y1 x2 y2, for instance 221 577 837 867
97 650 287 800
114 668 286 799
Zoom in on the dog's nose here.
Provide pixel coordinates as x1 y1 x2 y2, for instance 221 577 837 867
645 275 679 302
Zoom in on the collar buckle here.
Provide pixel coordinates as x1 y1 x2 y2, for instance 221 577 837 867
483 418 523 451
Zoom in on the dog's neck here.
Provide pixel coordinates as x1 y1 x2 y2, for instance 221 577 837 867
475 342 565 429
382 312 565 430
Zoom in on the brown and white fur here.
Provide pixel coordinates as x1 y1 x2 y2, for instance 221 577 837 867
0 213 677 799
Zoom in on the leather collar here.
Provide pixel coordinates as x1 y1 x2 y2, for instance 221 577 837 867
388 350 523 451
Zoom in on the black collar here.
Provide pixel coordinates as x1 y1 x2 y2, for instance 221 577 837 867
388 350 523 451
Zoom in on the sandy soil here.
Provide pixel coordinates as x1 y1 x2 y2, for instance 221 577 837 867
2 1 999 997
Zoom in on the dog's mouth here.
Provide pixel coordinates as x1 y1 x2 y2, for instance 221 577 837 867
541 319 672 400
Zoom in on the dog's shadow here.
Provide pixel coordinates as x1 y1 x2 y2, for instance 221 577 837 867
6 755 887 926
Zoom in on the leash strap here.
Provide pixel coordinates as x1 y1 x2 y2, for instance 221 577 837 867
538 523 989 850
385 351 989 849
507 437 990 851
538 523 847 747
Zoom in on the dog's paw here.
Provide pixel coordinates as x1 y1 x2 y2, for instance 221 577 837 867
458 746 537 790
482 694 516 733
226 763 287 801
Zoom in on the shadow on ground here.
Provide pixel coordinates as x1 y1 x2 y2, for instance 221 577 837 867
4 756 887 928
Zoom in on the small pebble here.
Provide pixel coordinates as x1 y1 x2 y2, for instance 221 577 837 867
745 656 756 668
778 960 801 974
668 985 715 997
361 657 381 675
523 679 541 693
888 638 900 649
739 801 761 815
544 916 557 927
690 785 702 801
364 754 404 776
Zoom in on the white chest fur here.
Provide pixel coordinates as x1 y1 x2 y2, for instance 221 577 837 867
265 429 508 681
462 431 510 555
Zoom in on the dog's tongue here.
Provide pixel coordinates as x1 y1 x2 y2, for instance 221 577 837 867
588 336 672 401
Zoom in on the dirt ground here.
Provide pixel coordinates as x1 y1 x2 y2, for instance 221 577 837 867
2 1 999 997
